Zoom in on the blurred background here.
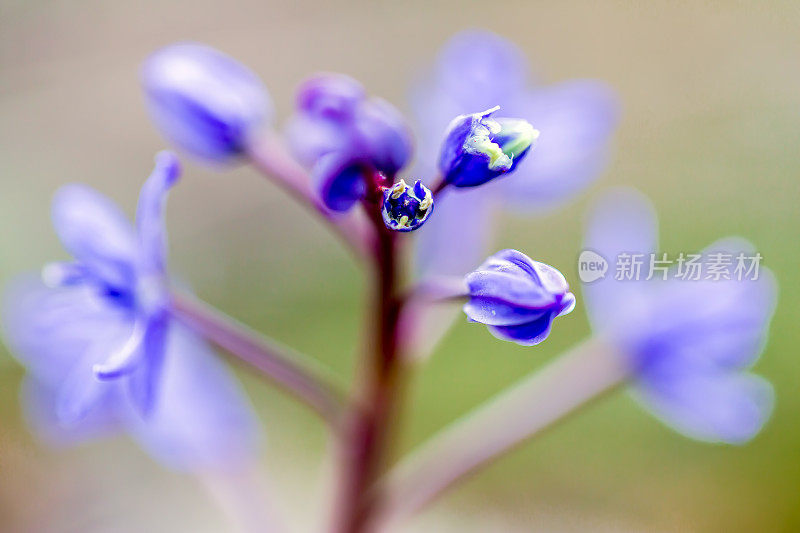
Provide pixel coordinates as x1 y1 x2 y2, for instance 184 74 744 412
2 0 799 531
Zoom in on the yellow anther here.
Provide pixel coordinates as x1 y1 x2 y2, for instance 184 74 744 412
390 179 406 199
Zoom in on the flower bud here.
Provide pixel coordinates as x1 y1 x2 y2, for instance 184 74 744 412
286 73 414 212
142 43 273 164
352 98 414 176
464 249 574 346
296 73 365 119
381 179 434 232
439 107 538 188
314 153 369 213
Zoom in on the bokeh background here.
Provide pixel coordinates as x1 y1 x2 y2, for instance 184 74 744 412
2 1 799 531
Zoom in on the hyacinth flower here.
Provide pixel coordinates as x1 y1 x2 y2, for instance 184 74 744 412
412 30 620 278
285 73 415 213
464 249 575 345
1 152 262 470
376 189 777 526
582 189 777 443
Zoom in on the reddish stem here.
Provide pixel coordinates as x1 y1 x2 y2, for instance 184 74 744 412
331 174 406 533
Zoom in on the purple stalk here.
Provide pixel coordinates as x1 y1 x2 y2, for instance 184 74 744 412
374 337 628 527
246 131 375 259
170 290 345 425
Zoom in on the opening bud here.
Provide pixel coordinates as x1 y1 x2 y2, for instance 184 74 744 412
439 107 539 188
381 179 434 232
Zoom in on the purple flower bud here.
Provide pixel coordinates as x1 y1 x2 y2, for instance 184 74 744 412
381 179 434 232
296 72 365 119
142 43 273 164
464 249 575 346
439 107 538 188
285 73 413 211
314 153 370 213
352 98 413 176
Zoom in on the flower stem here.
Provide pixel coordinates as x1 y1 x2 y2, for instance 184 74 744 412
330 187 406 533
170 290 345 425
245 131 374 259
375 336 628 526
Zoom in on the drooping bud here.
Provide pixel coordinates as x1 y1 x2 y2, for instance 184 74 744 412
142 43 273 164
352 98 414 176
296 73 365 119
315 153 370 213
286 73 414 213
439 107 538 188
464 249 574 346
381 179 434 232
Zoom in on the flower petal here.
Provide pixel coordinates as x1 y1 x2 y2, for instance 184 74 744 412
434 30 528 110
51 184 139 290
56 351 115 425
20 377 122 446
634 371 774 444
2 275 132 387
464 297 548 326
495 80 620 208
582 188 658 334
136 151 181 276
126 316 170 417
54 335 131 425
352 97 413 175
487 311 556 346
315 153 368 212
285 113 354 168
465 270 555 312
296 72 365 119
124 324 262 471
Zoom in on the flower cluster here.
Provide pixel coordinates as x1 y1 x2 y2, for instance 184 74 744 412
0 28 779 531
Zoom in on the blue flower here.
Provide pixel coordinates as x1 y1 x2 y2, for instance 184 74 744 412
285 73 413 212
464 249 575 346
142 43 273 164
413 30 619 278
583 189 777 444
381 179 434 232
439 107 538 187
1 152 260 470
